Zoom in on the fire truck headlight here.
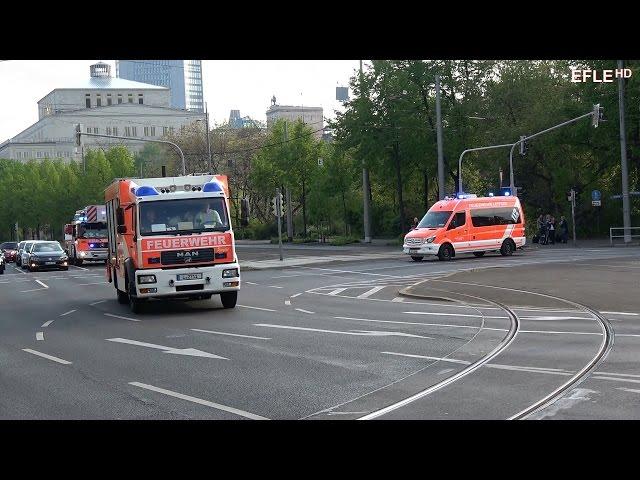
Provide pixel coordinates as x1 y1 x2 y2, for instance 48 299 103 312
426 236 436 243
222 268 238 278
79 251 86 257
137 275 157 284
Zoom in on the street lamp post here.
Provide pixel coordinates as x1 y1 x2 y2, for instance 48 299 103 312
78 130 186 175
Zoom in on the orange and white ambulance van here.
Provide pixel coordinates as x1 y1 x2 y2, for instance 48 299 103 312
403 193 526 261
104 174 240 313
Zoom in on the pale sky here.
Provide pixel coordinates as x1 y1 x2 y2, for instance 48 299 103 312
0 60 361 142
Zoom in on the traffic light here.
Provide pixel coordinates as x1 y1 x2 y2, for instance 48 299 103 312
75 124 83 147
592 103 604 127
519 135 528 156
241 198 250 227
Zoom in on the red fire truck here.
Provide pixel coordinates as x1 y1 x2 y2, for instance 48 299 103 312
63 205 109 265
104 174 240 313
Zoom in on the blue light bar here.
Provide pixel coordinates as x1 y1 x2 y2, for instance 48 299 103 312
202 181 224 193
499 187 512 196
135 186 160 197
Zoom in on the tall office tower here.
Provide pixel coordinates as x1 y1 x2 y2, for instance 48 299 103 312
116 60 204 112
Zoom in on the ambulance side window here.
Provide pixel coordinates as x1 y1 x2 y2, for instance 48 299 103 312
448 212 466 230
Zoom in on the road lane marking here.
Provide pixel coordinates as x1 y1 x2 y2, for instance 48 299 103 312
13 266 27 275
22 348 71 365
591 376 640 384
295 308 315 315
129 382 268 420
36 280 49 289
618 388 640 394
191 329 271 340
601 311 639 316
335 316 483 330
254 324 433 338
60 309 76 317
291 293 302 298
77 282 108 286
107 338 228 359
403 311 507 319
391 297 405 302
328 288 348 296
70 265 89 271
245 282 258 285
284 300 291 306
297 266 403 278
266 285 283 289
356 286 387 299
104 313 141 322
41 320 54 327
89 300 106 306
36 332 44 341
237 305 277 312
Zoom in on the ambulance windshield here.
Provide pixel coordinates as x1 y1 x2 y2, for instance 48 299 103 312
78 222 108 239
418 211 452 229
139 197 229 236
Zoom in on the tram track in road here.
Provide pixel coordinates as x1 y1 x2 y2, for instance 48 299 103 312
428 278 615 420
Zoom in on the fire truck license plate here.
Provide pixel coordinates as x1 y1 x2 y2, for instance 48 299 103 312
177 273 203 281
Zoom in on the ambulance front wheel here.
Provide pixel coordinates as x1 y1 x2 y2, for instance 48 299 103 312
500 239 515 256
220 291 237 309
438 244 454 261
411 256 424 262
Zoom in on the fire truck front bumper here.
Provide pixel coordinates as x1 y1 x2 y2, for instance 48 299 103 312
133 263 241 298
78 249 108 261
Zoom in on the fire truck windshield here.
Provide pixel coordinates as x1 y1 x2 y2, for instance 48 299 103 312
418 211 453 228
78 223 108 238
139 197 229 236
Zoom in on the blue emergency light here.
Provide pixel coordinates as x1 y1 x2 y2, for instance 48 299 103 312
135 186 160 197
202 181 224 193
499 187 512 196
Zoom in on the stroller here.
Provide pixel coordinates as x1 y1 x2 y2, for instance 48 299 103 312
537 224 549 245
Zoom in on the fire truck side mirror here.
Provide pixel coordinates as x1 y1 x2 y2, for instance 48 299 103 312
117 225 127 234
116 207 125 226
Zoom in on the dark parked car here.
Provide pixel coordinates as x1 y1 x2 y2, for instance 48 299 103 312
27 241 69 271
0 241 18 262
15 241 26 267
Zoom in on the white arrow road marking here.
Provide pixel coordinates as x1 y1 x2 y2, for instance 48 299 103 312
191 329 271 340
106 338 228 359
238 305 277 312
22 348 71 365
129 382 268 420
254 324 433 338
104 313 141 322
36 332 44 341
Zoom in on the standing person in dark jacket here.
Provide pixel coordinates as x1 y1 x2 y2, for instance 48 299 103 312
559 215 569 243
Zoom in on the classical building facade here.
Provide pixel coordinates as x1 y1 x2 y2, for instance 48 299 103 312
0 62 205 162
266 104 324 140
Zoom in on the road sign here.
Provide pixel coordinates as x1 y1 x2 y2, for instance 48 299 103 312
592 200 601 207
318 157 324 167
592 190 601 201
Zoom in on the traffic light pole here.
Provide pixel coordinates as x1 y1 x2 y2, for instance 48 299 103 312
617 60 632 243
458 143 516 194
571 188 577 247
77 129 187 175
508 107 599 195
275 188 283 261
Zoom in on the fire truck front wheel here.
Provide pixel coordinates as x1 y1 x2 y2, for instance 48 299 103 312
129 295 145 314
117 289 129 304
220 291 238 309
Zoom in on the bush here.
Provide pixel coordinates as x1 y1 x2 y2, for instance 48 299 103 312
329 235 360 246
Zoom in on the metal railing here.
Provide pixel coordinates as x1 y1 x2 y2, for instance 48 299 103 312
609 227 640 245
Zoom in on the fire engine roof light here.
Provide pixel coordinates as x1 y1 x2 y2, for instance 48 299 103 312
135 186 160 197
202 181 224 193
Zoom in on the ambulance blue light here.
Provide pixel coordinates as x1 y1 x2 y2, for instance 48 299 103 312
488 192 494 197
202 181 224 193
135 186 159 197
500 187 512 196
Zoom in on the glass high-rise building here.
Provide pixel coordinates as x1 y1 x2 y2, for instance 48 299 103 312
115 60 204 112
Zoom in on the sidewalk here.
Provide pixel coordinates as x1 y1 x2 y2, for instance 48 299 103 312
524 237 640 249
239 252 401 270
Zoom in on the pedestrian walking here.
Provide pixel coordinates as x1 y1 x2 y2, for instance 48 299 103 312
411 217 419 230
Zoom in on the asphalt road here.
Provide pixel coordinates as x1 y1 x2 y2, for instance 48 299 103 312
1 245 639 420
